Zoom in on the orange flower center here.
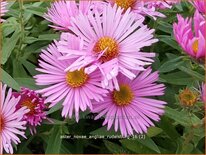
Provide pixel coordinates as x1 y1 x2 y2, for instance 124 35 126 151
115 0 136 10
21 99 36 115
179 88 198 107
93 37 119 62
66 69 88 88
192 39 199 54
112 84 134 106
0 115 5 133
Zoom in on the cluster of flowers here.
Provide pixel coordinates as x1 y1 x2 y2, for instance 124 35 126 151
0 0 205 154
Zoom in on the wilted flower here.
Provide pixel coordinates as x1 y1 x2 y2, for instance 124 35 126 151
0 84 29 154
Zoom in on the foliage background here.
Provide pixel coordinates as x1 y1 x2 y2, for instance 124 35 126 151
1 0 205 154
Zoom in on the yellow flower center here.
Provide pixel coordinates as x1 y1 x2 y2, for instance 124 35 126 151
192 39 199 54
115 0 136 10
112 84 134 106
93 37 119 62
21 99 36 115
179 88 198 107
0 115 5 133
66 69 88 88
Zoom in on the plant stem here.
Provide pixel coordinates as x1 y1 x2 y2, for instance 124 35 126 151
17 0 24 59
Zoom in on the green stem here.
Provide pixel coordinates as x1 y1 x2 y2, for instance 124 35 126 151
17 0 24 59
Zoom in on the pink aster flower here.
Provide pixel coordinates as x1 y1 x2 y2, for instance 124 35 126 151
12 87 47 135
44 0 104 31
200 83 206 103
191 0 206 14
58 4 157 90
145 0 180 10
0 84 29 154
92 68 166 136
173 10 206 59
34 39 108 122
0 1 8 21
106 0 166 19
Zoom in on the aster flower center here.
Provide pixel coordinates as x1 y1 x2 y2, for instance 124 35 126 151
0 115 5 133
66 69 88 88
93 37 119 62
115 0 136 10
192 39 199 54
21 99 36 115
179 88 198 106
112 84 134 106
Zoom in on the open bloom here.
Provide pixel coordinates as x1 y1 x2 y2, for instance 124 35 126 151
106 0 166 19
145 0 180 10
173 10 206 59
34 39 108 122
0 1 8 21
58 4 157 90
44 0 104 31
191 0 206 14
0 84 29 154
92 68 166 136
13 88 47 135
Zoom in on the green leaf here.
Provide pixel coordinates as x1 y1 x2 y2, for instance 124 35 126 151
156 20 173 34
178 66 205 81
90 126 120 136
158 116 180 140
158 35 182 51
164 107 202 126
45 126 62 154
43 118 67 125
47 102 63 115
104 140 131 154
25 6 47 17
2 29 21 64
147 126 163 137
160 71 195 85
1 68 20 90
38 34 60 41
22 60 39 76
158 54 185 73
14 77 39 90
136 136 161 153
120 139 157 154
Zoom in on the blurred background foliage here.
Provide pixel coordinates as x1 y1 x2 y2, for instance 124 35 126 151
1 0 205 154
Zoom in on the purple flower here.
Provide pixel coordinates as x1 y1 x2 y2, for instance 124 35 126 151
58 4 157 90
92 68 166 136
173 10 206 59
44 0 104 31
0 84 29 154
13 88 47 135
34 38 108 122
